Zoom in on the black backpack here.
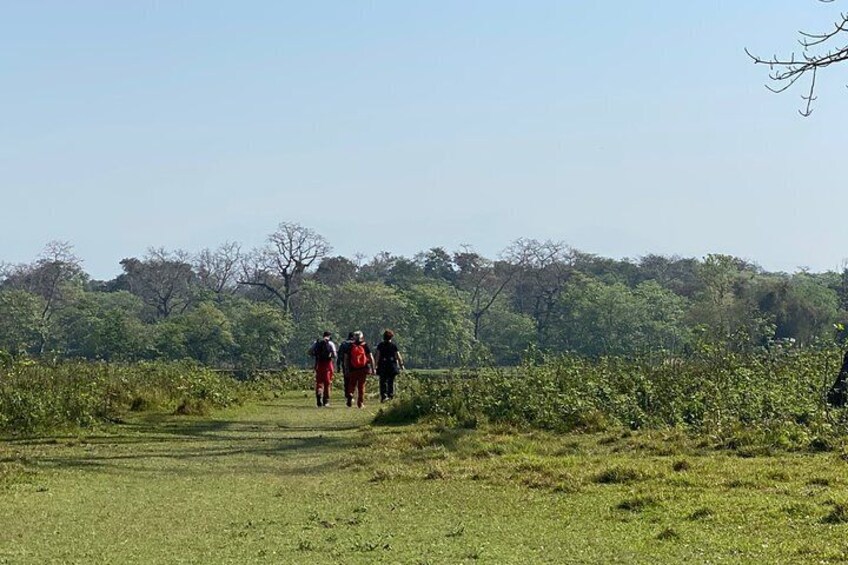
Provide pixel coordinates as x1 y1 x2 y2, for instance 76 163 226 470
314 339 332 361
378 342 400 376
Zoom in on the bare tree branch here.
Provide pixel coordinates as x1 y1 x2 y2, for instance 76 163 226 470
747 1 848 116
504 238 575 344
455 246 526 340
0 241 85 353
237 222 331 312
195 241 242 299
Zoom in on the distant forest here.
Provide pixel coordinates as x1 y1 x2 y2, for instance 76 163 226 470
1 222 845 369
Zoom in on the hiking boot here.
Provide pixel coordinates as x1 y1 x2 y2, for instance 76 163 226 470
316 396 323 407
380 396 387 403
346 397 352 407
323 399 330 407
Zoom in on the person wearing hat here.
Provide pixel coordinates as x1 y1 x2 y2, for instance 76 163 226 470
343 330 375 408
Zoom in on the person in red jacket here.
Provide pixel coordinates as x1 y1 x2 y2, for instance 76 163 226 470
343 331 375 408
309 331 337 407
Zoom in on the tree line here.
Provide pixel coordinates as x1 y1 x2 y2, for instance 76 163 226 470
1 222 846 369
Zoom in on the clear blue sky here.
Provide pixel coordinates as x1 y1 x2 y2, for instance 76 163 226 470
2 1 846 279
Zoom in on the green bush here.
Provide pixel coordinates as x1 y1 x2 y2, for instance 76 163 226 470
377 346 848 449
0 360 244 434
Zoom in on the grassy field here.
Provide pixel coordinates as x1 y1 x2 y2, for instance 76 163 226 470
3 390 848 563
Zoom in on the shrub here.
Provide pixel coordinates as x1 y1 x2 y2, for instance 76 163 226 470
375 345 848 450
0 360 244 434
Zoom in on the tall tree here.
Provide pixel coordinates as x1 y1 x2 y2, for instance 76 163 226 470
313 256 358 287
53 291 150 361
419 247 457 283
239 222 330 312
285 280 334 365
194 242 242 301
754 273 839 343
689 254 766 346
226 299 292 371
328 281 411 345
0 290 44 355
119 248 196 320
1 241 85 353
505 238 575 347
356 252 397 284
386 257 425 287
637 254 703 298
177 303 236 365
476 299 536 365
454 246 522 340
404 283 474 368
552 276 690 357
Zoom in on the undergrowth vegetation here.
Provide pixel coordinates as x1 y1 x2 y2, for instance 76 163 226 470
0 359 246 434
378 345 848 451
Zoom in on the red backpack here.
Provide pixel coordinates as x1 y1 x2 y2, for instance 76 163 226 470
349 342 368 369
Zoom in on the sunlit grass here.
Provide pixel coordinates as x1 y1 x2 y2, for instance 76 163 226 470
3 392 848 563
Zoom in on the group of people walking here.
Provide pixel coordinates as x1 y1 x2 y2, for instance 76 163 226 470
309 330 405 408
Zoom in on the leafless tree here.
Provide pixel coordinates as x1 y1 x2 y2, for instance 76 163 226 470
747 0 848 116
454 245 525 340
194 241 242 300
238 222 331 312
504 238 575 344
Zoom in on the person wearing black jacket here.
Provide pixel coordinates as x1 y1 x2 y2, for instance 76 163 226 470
375 330 405 403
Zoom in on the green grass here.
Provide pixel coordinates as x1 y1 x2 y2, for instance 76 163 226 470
5 391 848 563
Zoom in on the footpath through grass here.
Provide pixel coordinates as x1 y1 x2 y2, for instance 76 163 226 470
4 392 848 563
